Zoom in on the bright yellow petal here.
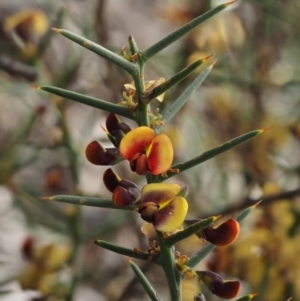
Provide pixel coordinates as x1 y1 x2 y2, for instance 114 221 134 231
146 133 173 175
141 183 181 206
120 127 154 160
154 196 188 232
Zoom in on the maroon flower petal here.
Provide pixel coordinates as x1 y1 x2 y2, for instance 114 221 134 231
203 219 239 246
112 186 137 207
103 168 121 193
212 281 241 299
86 141 120 165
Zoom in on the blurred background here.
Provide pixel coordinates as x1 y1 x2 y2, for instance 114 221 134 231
1 0 300 300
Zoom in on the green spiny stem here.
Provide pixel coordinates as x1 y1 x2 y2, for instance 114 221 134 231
164 216 218 248
155 129 267 182
156 231 182 301
42 195 134 210
36 86 134 119
20 189 66 220
187 202 260 269
156 65 213 132
128 259 162 301
145 57 211 103
52 28 136 75
142 2 234 61
95 240 160 264
187 244 215 269
234 201 261 221
131 63 149 127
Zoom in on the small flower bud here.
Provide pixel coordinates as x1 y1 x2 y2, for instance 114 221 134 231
103 168 121 192
114 179 140 205
106 113 131 145
107 113 131 135
85 141 122 165
202 219 239 246
119 180 141 200
104 169 141 206
196 271 241 299
112 186 138 206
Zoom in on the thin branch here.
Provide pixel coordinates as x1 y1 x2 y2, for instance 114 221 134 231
203 187 300 218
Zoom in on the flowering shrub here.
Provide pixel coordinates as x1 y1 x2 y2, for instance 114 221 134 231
37 2 271 300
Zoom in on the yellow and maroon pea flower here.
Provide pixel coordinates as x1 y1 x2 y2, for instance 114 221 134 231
138 183 188 232
103 168 140 207
119 126 174 175
185 218 239 246
196 271 241 299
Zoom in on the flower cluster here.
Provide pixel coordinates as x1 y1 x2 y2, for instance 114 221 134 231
86 114 186 233
86 114 173 175
86 113 241 240
103 168 188 233
86 112 242 298
33 3 267 299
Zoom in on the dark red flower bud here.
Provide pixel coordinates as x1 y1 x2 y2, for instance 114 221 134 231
202 219 239 246
85 141 122 165
104 169 140 206
118 179 141 201
212 280 241 299
106 113 131 141
112 186 139 206
196 271 241 299
103 168 121 192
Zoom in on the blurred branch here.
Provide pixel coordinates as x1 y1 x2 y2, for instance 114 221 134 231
116 263 153 301
0 55 37 81
95 0 108 44
203 187 300 218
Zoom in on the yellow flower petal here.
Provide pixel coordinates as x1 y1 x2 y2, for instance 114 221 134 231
141 183 181 206
154 196 188 232
120 126 154 160
146 133 174 175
